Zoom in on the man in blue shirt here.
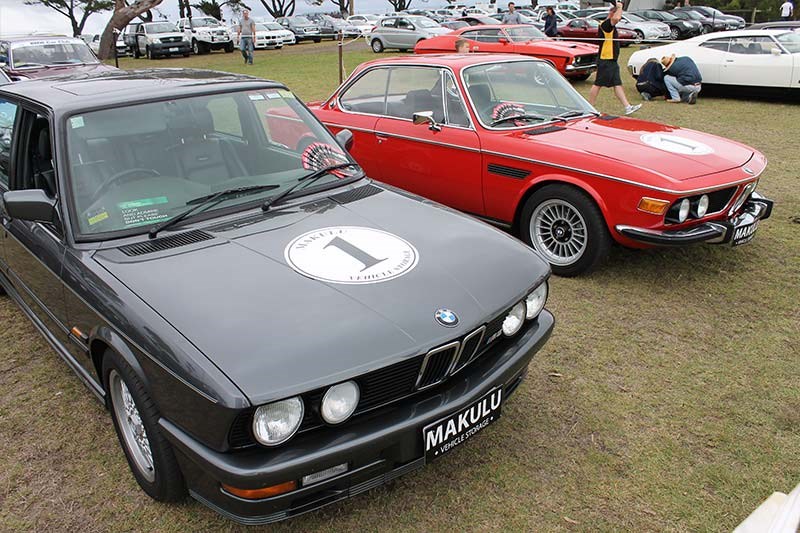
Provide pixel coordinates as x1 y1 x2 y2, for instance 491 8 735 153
661 54 702 104
502 2 523 24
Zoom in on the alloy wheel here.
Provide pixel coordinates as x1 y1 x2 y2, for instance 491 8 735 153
109 369 155 482
530 199 588 266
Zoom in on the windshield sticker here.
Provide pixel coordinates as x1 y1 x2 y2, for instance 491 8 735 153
266 92 281 99
118 197 169 209
285 227 419 285
70 116 85 129
248 93 266 101
86 208 109 226
277 89 295 99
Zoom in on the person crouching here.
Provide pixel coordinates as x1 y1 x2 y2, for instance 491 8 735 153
661 54 702 105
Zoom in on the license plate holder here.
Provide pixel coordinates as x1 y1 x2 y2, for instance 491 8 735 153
423 388 502 462
169 47 179 52
731 219 759 246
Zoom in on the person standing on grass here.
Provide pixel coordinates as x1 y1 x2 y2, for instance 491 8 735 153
544 7 558 37
502 2 523 24
661 54 702 104
237 10 256 65
588 2 642 115
780 0 793 20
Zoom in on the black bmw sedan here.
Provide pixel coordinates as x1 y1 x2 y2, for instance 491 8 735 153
0 69 553 524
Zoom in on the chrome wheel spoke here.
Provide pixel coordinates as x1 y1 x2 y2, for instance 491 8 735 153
530 199 589 266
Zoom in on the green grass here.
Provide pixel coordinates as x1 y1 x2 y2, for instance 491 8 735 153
1 41 799 532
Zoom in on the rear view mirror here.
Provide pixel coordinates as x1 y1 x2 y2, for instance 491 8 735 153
335 128 354 151
412 111 442 132
3 190 57 224
498 37 509 44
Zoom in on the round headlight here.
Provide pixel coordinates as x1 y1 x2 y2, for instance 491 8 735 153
321 381 360 425
677 198 690 223
252 397 304 446
696 194 709 218
525 282 548 320
502 301 526 337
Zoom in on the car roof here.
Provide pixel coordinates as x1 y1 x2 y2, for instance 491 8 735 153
3 35 83 47
0 68 282 113
698 28 790 38
355 53 543 70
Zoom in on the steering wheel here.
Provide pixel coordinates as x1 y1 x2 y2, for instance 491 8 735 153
87 168 161 207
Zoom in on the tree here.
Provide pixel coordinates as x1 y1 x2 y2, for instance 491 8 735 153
97 0 164 59
192 0 251 20
387 0 411 12
307 0 351 17
258 0 295 18
24 0 114 37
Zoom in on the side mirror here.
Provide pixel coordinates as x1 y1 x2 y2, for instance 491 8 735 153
3 190 57 224
771 47 781 56
412 111 441 132
498 37 509 44
335 128 354 151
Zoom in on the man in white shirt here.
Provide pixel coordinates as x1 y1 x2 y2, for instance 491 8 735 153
780 0 794 20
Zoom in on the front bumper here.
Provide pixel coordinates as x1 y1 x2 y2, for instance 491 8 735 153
159 310 554 525
615 193 773 246
151 42 191 54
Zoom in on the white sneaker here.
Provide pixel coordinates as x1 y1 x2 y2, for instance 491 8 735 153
624 104 642 115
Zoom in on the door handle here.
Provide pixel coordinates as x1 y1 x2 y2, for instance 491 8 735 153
725 59 734 62
376 133 388 144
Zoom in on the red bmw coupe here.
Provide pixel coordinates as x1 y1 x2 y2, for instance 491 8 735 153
414 24 598 81
296 54 772 275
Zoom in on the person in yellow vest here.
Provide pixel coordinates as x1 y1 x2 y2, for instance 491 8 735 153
588 2 642 115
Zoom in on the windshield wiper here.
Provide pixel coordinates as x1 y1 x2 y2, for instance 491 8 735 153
148 184 280 238
261 163 360 212
15 62 47 69
556 110 596 119
491 114 568 127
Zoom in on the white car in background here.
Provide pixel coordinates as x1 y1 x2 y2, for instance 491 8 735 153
84 33 128 57
347 14 381 35
628 30 800 91
260 21 296 45
588 11 671 43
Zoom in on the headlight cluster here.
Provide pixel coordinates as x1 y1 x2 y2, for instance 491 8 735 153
665 194 710 223
252 380 360 447
503 282 548 337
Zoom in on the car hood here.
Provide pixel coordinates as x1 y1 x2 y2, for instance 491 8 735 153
518 39 598 54
94 183 548 404
507 117 754 181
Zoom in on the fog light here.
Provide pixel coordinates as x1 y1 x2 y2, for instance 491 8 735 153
695 194 709 218
502 301 526 337
677 198 690 223
222 480 297 500
301 463 348 486
638 197 670 215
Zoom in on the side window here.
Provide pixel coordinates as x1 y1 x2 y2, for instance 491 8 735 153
17 113 55 197
729 36 778 54
339 68 390 115
700 38 730 52
381 18 396 28
444 73 470 128
0 98 18 187
385 67 444 121
206 97 243 137
396 18 412 29
0 42 8 65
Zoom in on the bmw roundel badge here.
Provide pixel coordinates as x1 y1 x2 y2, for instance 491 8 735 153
434 309 459 327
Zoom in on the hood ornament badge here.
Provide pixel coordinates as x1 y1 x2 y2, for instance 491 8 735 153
434 309 459 328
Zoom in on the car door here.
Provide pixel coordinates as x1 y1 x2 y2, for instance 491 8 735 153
378 18 399 47
373 66 483 215
137 26 147 54
394 18 416 48
693 37 731 83
720 36 794 87
0 106 70 347
0 96 19 270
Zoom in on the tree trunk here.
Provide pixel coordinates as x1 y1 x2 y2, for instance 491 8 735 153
98 0 164 59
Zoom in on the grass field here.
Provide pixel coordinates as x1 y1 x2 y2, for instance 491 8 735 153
1 40 799 532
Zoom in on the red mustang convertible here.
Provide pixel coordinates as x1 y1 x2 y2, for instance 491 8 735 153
300 55 773 275
414 25 598 81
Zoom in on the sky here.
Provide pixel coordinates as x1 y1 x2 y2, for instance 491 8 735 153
0 0 451 36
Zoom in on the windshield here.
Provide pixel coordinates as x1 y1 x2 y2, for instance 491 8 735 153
657 11 678 20
560 11 576 18
289 16 312 24
624 13 647 22
145 23 179 33
255 24 270 31
462 61 596 129
415 18 439 28
506 26 546 40
683 10 703 19
777 31 800 53
66 89 359 238
265 22 283 30
190 17 220 27
11 41 98 68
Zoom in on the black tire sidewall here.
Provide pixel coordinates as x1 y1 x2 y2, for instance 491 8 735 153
103 351 185 502
371 39 383 52
520 184 611 276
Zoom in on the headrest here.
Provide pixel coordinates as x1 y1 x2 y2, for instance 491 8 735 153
30 117 51 160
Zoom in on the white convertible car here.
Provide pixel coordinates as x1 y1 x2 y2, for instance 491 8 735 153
628 29 800 92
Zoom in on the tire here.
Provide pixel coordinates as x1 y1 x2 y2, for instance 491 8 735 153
182 52 190 57
103 351 186 502
701 24 711 34
633 30 644 44
225 41 234 53
519 184 611 276
670 27 680 40
572 72 591 81
192 39 200 55
399 48 408 52
371 38 384 53
313 38 321 43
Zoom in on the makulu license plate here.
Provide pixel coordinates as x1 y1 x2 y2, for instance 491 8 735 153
423 388 502 462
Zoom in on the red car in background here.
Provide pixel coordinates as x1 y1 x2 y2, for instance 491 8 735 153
557 17 636 47
297 54 773 275
415 25 598 81
0 36 117 82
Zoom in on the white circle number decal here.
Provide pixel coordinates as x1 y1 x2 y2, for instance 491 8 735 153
640 133 714 155
285 227 419 284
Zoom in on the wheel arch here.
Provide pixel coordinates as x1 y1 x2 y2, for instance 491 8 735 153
90 327 150 406
512 175 612 235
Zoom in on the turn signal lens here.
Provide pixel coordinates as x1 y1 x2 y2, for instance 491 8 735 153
637 197 670 215
222 480 297 500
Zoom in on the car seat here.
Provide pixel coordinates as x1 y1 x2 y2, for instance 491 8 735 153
30 117 56 196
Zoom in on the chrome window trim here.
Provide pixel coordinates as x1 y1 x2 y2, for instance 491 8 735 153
415 340 461 391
